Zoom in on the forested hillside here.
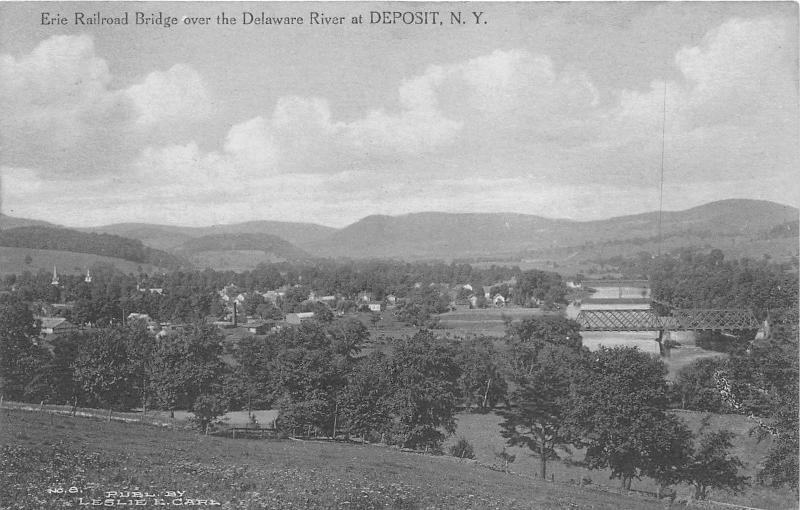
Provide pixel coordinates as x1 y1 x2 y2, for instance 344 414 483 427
175 233 310 260
0 226 188 269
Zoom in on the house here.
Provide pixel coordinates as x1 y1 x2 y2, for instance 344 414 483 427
566 280 582 289
492 294 506 307
39 317 78 336
246 320 278 335
385 294 397 305
357 291 373 302
286 312 315 324
127 313 159 331
462 284 473 291
468 295 479 308
368 303 382 312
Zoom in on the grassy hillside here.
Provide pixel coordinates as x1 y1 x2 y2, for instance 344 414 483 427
0 226 188 269
0 247 164 276
448 409 797 510
174 233 310 270
1 408 672 510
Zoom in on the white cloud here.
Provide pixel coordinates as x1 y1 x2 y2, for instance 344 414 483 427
125 64 211 127
1 14 796 227
0 35 212 176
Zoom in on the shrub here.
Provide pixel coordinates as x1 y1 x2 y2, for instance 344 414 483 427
449 437 476 459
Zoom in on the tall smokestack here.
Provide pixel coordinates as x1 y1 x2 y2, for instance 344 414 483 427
233 301 238 327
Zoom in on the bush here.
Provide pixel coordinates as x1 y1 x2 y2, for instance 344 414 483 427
190 394 228 432
449 437 476 459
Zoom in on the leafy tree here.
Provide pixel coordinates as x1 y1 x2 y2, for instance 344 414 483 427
148 323 227 417
190 394 229 432
395 287 450 327
671 357 727 411
566 347 676 489
0 297 50 401
515 270 566 307
230 334 278 411
329 317 369 358
454 336 507 411
505 316 582 377
270 323 349 435
70 327 151 410
500 344 579 479
388 330 461 450
339 352 394 440
683 431 748 500
255 301 283 320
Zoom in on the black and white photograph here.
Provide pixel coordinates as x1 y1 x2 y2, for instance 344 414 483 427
0 1 798 508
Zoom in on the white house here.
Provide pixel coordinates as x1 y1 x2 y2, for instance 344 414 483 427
39 317 78 335
286 312 315 324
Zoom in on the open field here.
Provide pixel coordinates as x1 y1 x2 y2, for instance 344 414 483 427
1 408 678 510
0 247 162 276
446 410 797 510
436 307 554 338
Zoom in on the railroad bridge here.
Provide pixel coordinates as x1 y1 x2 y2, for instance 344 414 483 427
576 308 759 332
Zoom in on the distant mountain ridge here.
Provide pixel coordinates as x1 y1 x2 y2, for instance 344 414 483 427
84 221 336 251
0 213 59 230
307 199 798 259
2 199 797 264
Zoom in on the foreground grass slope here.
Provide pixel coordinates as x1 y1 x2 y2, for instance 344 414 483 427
0 409 671 510
447 410 797 510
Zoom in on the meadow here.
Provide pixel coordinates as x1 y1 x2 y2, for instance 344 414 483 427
445 409 797 510
0 247 161 276
1 408 676 510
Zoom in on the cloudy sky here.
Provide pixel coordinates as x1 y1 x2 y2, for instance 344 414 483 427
1 2 797 228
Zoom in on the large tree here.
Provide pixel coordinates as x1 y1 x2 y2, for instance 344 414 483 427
0 297 51 402
388 330 461 450
71 326 152 411
565 347 684 489
500 343 580 479
148 323 227 419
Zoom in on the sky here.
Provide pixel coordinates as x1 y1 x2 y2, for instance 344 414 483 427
1 1 798 228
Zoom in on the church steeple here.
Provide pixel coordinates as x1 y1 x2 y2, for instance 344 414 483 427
85 268 92 283
51 265 59 286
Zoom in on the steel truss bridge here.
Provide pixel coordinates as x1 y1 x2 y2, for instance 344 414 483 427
576 308 759 332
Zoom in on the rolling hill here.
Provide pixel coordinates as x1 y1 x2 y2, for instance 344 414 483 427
307 199 798 259
86 220 336 251
0 225 189 271
0 213 58 230
4 199 797 266
173 233 311 270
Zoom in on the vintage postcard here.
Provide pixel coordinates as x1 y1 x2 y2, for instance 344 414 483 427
1 2 798 509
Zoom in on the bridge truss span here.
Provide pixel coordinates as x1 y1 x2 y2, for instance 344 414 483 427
577 308 759 332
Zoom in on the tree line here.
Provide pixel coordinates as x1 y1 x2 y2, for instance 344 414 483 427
3 292 786 500
0 226 187 268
